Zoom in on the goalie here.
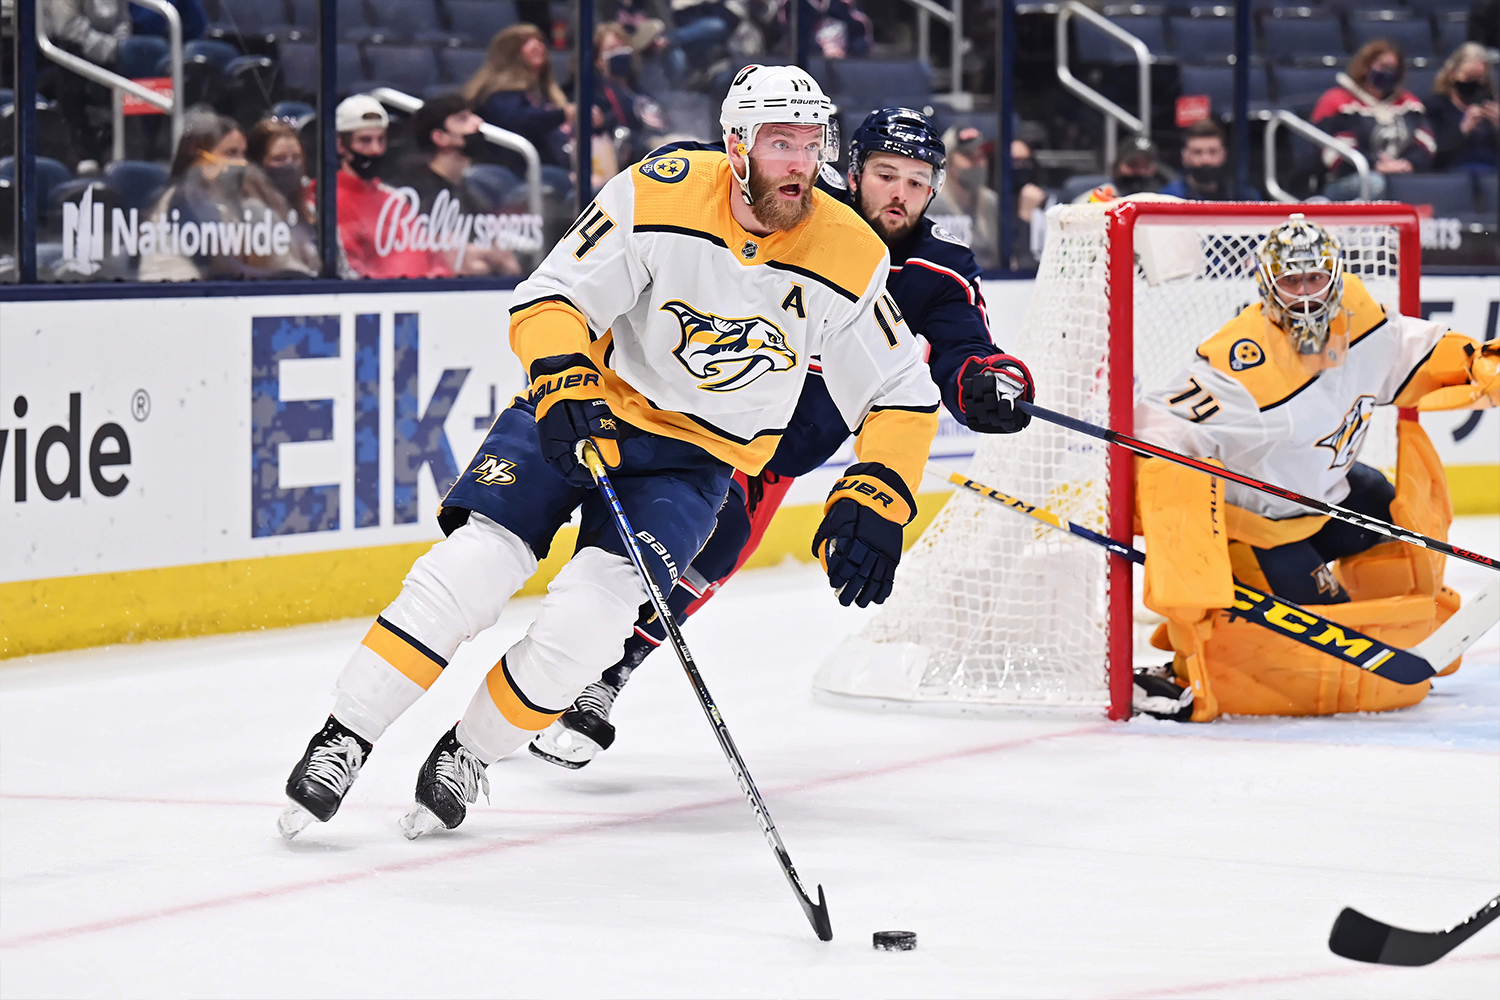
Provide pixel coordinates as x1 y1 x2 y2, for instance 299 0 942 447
1134 214 1498 722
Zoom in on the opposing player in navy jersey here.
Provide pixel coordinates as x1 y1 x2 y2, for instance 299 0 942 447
531 108 1036 769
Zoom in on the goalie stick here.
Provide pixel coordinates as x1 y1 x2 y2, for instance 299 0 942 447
930 466 1499 685
1329 893 1500 966
577 441 834 942
1017 401 1500 574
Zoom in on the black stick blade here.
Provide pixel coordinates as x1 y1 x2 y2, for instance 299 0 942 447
1329 907 1392 963
803 884 833 942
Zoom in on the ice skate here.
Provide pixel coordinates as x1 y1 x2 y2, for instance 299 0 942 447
399 726 490 839
279 716 373 839
529 680 619 769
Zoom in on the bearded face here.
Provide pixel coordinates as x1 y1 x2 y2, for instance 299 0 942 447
747 161 816 232
855 181 922 244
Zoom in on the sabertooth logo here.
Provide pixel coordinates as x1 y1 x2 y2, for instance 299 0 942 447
661 300 798 392
1316 394 1377 469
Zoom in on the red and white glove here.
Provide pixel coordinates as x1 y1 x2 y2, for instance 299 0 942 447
957 353 1034 434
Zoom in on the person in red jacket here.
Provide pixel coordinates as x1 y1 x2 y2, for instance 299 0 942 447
1312 40 1437 201
334 95 452 279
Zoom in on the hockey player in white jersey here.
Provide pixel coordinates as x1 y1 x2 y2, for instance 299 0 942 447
276 65 940 839
1133 214 1498 721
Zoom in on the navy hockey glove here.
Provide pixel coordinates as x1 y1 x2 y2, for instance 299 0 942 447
957 353 1034 434
811 463 915 608
529 354 620 487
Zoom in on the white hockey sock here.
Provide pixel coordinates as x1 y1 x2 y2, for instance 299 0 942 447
457 546 647 763
333 513 538 743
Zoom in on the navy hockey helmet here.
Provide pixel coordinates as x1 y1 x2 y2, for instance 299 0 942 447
847 107 946 195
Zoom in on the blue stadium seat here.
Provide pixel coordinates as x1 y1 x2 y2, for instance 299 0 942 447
206 0 289 37
1436 14 1469 56
439 47 487 85
444 0 520 47
367 0 450 45
829 59 932 112
104 160 169 210
270 99 317 126
364 45 441 95
1404 0 1471 16
1261 16 1347 64
277 41 319 94
548 50 572 87
1384 172 1477 217
1168 17 1234 63
0 156 72 206
1074 16 1168 65
1476 171 1498 216
337 0 376 42
1178 63 1271 117
1404 66 1439 100
338 42 366 89
463 162 521 209
284 0 319 26
1272 65 1338 116
184 38 242 72
1349 19 1436 59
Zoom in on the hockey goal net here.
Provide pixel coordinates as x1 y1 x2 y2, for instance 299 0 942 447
815 200 1421 719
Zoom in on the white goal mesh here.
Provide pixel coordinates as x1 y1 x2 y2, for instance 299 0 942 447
814 201 1417 717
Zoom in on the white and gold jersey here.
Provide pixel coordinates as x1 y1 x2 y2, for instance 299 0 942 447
1136 275 1450 527
508 150 939 491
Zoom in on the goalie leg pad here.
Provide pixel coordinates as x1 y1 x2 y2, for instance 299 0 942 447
457 546 647 763
333 513 537 742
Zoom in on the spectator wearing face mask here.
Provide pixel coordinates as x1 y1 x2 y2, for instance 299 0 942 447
926 125 1000 270
1427 42 1499 171
389 93 521 276
1158 121 1261 201
248 118 314 223
1313 40 1436 201
1109 135 1168 197
594 21 667 168
336 95 453 279
139 111 318 281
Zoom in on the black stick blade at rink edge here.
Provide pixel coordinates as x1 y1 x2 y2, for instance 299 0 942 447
1329 895 1500 966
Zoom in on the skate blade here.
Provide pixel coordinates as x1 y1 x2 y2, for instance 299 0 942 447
527 722 601 769
277 801 318 841
398 802 446 840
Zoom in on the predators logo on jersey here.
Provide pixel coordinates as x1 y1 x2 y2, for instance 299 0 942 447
662 299 799 393
470 455 518 485
638 156 689 183
1316 394 1378 469
1229 338 1264 371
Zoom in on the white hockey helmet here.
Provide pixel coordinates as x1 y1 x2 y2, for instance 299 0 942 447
720 64 838 202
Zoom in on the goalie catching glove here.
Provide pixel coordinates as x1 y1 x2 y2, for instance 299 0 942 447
528 354 620 487
1419 341 1500 411
812 462 915 607
957 353 1035 434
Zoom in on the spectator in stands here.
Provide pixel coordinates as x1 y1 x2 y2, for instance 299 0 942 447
1110 135 1168 197
389 94 521 276
247 118 313 223
334 95 452 279
602 0 671 59
42 0 169 77
1010 139 1050 269
926 125 999 270
1158 121 1260 201
1312 40 1436 201
1427 42 1499 171
594 21 667 167
463 23 579 177
139 110 318 281
666 2 738 82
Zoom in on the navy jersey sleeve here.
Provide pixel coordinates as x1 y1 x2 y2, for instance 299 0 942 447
890 222 997 421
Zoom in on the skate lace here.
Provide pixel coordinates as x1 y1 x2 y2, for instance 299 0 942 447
305 736 364 794
436 744 490 806
575 681 618 722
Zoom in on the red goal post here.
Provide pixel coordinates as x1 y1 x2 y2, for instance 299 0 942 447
815 199 1423 721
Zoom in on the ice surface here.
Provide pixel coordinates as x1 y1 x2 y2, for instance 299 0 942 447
2 519 1497 999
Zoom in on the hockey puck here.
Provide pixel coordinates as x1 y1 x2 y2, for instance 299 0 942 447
873 930 917 951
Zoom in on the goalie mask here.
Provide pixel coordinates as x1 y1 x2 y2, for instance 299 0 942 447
1255 215 1345 355
720 64 838 204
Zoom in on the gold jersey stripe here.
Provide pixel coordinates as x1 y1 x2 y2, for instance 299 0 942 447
361 619 444 690
485 657 567 731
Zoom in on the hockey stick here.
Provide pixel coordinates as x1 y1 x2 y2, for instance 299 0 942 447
931 466 1498 685
1017 401 1500 574
577 441 834 942
1329 893 1500 965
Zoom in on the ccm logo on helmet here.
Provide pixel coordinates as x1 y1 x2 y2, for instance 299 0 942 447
833 476 897 509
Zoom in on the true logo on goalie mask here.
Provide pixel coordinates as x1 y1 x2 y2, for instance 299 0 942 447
662 300 798 392
1316 394 1378 470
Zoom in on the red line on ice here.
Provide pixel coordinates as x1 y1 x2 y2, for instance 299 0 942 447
0 792 630 817
0 723 1104 950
